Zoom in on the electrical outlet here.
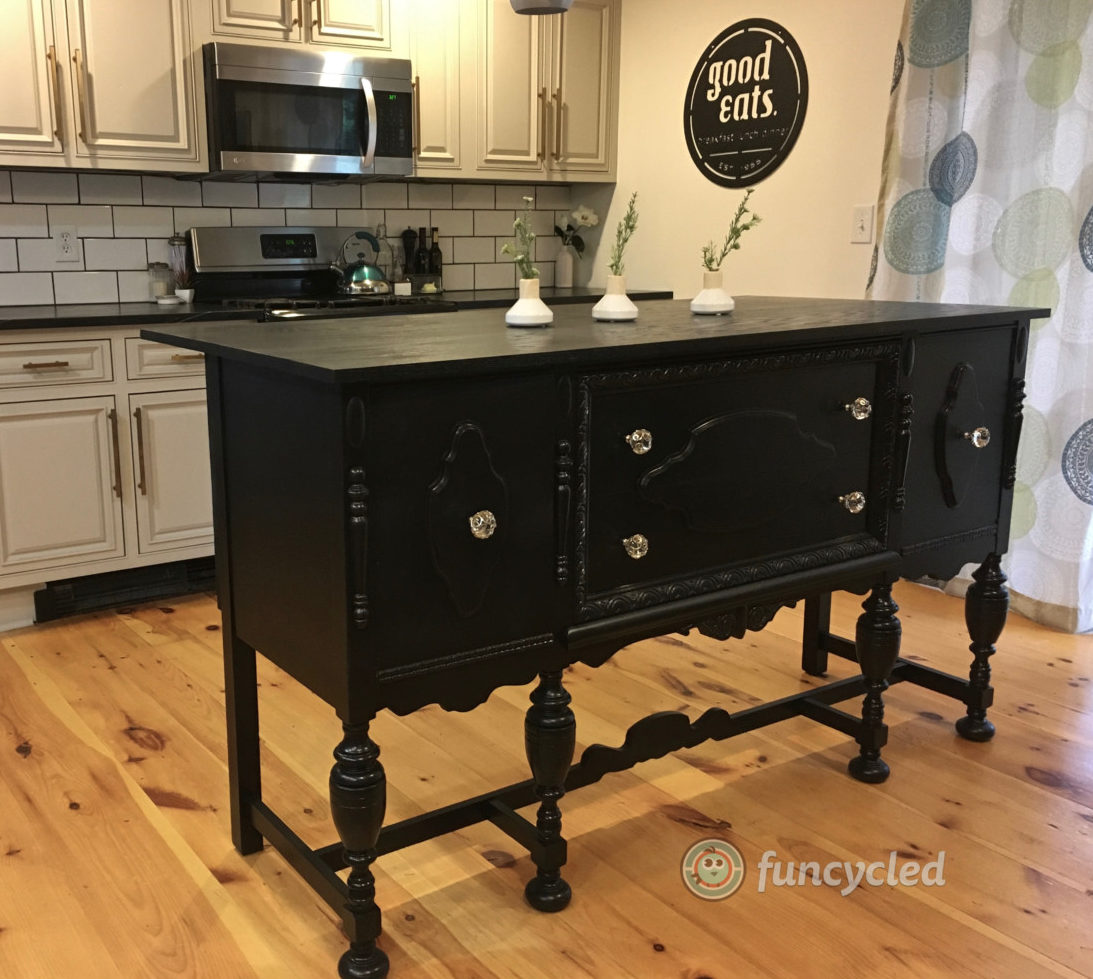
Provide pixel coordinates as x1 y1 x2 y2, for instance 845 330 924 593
851 205 874 244
54 225 79 262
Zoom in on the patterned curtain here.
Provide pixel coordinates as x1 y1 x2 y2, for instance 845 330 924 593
868 0 1093 632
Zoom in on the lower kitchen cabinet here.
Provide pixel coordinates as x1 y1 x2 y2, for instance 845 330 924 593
129 389 213 554
0 395 126 575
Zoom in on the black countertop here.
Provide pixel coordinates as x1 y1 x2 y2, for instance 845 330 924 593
0 287 673 331
142 296 1048 385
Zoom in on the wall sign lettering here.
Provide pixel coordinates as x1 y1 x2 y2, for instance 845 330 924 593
683 19 809 188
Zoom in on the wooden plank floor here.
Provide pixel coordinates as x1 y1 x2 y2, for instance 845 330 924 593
1 581 1090 978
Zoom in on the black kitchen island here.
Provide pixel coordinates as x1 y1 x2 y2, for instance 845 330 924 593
145 296 1043 978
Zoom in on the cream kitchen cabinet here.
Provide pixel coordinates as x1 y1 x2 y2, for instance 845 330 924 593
0 0 201 171
0 326 214 629
413 0 619 182
210 0 398 53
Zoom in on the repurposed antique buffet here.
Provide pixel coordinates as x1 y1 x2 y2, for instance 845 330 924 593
147 295 1043 978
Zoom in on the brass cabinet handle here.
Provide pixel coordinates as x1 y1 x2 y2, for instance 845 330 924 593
469 510 497 539
622 533 649 559
552 89 562 160
838 491 866 515
412 75 420 156
311 0 319 28
46 45 63 146
625 429 652 454
133 407 147 495
107 408 122 499
843 397 872 420
291 0 300 26
963 426 991 449
169 352 204 362
22 360 70 369
537 87 547 162
72 48 89 144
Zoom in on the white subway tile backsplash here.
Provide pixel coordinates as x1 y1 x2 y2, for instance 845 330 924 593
0 204 49 238
0 172 10 203
53 271 118 304
79 174 142 205
442 264 474 291
142 175 202 206
475 210 515 237
408 183 452 209
48 204 112 237
538 262 555 287
118 270 153 303
311 183 363 209
174 207 231 231
112 206 172 237
0 240 15 272
146 238 170 264
202 181 258 207
534 234 561 262
362 183 407 208
429 209 473 236
18 237 85 272
385 209 431 231
494 185 537 209
12 171 78 204
452 185 494 209
536 185 572 210
259 183 310 208
231 208 285 227
0 272 54 306
337 209 385 228
474 263 516 289
84 238 147 271
453 237 496 264
529 209 555 236
286 208 337 226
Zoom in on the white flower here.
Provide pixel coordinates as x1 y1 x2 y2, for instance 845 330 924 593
571 205 599 228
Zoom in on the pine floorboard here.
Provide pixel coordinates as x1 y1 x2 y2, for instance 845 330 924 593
0 581 1090 978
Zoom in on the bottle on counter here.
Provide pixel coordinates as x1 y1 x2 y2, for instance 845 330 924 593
428 226 443 276
374 221 394 279
147 261 171 297
415 226 430 273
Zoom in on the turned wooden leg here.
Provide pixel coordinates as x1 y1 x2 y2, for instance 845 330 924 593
956 553 1007 742
330 721 389 979
801 593 832 676
849 582 902 784
524 670 576 912
225 634 263 854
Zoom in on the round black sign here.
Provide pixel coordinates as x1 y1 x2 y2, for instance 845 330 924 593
683 19 809 188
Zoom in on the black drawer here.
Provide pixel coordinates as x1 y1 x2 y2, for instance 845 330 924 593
576 344 900 617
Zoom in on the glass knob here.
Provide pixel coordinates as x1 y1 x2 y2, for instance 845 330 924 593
963 426 990 449
625 428 653 454
838 491 866 515
844 397 872 421
469 510 497 539
622 533 649 559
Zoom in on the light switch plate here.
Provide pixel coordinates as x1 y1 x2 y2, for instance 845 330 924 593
851 205 875 244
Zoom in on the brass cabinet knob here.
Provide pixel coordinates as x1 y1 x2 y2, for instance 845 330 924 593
844 397 872 420
622 533 649 559
963 426 991 449
838 491 866 514
469 510 497 539
625 428 653 454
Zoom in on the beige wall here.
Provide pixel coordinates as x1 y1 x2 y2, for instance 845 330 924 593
580 0 906 300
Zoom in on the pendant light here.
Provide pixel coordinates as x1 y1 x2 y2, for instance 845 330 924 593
509 0 573 13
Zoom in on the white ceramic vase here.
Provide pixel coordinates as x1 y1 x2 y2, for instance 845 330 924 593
690 269 735 315
591 275 639 322
555 247 575 288
505 277 554 328
175 287 195 303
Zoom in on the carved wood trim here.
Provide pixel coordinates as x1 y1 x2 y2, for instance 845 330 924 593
347 465 369 629
894 393 914 511
688 601 793 641
1003 378 1026 490
377 633 555 683
901 523 996 555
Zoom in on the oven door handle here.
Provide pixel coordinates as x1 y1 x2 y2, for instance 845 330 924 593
361 78 378 168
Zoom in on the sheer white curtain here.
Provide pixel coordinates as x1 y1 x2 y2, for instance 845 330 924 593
868 0 1093 632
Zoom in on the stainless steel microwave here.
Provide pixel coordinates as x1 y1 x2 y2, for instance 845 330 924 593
203 42 414 179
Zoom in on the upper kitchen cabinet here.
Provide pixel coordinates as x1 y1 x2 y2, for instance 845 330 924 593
413 0 619 182
0 0 202 172
211 0 401 53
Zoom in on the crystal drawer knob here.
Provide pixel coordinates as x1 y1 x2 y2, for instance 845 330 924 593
844 397 872 421
838 491 866 515
469 510 497 539
622 533 649 559
625 428 653 454
963 426 991 449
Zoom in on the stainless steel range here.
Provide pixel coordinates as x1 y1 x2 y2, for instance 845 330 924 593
188 225 457 321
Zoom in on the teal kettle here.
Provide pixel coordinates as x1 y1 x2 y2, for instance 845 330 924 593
332 230 391 295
